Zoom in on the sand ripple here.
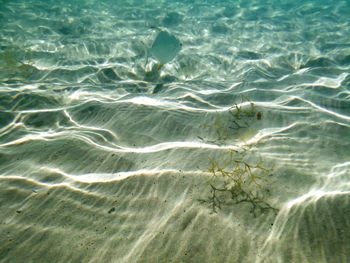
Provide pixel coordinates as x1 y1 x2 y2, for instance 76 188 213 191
1 0 350 262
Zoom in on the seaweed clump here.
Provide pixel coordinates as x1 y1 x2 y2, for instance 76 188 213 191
0 48 38 82
228 100 257 129
198 96 262 144
199 151 277 217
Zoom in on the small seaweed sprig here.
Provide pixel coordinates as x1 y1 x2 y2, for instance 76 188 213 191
198 96 262 145
199 152 277 216
228 96 259 130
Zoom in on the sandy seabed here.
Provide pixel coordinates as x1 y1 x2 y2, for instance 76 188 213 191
1 0 350 262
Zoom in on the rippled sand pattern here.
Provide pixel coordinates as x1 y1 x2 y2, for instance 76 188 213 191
1 0 350 262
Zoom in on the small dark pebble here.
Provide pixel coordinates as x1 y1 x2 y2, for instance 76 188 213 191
108 207 116 214
257 112 262 120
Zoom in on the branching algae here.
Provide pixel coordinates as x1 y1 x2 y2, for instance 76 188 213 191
199 150 278 217
228 96 261 130
198 96 262 144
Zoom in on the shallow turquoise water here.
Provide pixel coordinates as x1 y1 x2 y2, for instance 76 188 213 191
1 1 350 262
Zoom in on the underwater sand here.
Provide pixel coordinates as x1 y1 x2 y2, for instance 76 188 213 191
1 0 350 262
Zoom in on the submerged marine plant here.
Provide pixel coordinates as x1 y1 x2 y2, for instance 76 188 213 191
0 48 37 82
228 96 261 130
199 96 262 144
199 150 277 216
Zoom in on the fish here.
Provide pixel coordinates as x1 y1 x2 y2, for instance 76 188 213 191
149 30 182 68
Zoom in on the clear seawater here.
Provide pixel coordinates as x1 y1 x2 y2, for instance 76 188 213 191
1 0 350 262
